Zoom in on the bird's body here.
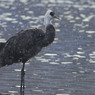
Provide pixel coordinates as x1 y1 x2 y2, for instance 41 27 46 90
0 10 59 95
0 24 55 67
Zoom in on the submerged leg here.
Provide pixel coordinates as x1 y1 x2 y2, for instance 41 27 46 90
20 63 25 95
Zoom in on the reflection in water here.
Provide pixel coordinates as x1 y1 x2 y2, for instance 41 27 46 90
0 0 95 95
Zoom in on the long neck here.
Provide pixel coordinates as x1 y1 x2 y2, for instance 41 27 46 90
42 24 55 47
44 16 52 28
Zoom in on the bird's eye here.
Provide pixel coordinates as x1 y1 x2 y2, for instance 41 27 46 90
50 12 55 17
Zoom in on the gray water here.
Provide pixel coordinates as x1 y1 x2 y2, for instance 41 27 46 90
0 0 95 95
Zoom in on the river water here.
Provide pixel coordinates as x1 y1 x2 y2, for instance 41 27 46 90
0 0 95 95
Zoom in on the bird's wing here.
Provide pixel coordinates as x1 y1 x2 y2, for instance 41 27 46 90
3 29 45 54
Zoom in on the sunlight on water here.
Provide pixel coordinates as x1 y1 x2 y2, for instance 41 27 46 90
77 52 84 54
32 90 43 92
79 71 85 73
21 15 31 20
70 20 75 23
14 68 26 72
83 15 94 22
12 20 18 24
35 57 50 62
27 11 34 14
65 15 74 20
8 91 18 93
64 52 85 59
56 29 60 32
78 48 83 50
89 59 95 63
72 72 77 74
16 85 20 88
1 13 12 16
0 0 95 95
20 0 28 4
89 52 95 63
55 38 59 41
0 39 6 42
0 33 3 36
14 69 21 71
49 62 59 65
0 22 7 27
58 89 64 91
33 73 38 76
61 62 72 64
0 0 14 5
73 55 86 58
56 94 69 95
79 30 85 33
44 53 58 56
80 14 86 18
86 31 95 34
5 18 16 21
64 53 72 58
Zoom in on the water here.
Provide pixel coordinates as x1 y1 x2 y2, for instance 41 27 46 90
0 0 95 95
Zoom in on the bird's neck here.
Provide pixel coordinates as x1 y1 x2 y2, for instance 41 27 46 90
42 24 55 47
44 17 52 28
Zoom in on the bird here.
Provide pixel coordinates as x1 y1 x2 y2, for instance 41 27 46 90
0 10 59 95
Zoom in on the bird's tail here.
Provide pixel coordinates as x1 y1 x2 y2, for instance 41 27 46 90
0 42 5 68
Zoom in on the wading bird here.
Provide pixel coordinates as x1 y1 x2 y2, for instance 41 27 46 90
0 10 59 95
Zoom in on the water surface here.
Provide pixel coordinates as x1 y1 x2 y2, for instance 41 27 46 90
0 0 95 95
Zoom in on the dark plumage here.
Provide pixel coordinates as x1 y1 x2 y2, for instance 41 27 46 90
0 24 55 67
0 10 59 95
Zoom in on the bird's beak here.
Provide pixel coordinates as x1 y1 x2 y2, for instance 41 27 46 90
53 15 59 19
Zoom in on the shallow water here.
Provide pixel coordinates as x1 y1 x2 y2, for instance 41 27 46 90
0 0 95 95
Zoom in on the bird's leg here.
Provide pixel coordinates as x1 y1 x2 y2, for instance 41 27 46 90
20 63 25 95
22 63 25 94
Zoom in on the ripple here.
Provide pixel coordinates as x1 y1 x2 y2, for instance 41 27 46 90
49 62 59 65
56 29 60 32
72 72 77 74
0 39 6 42
44 53 58 56
16 85 20 88
89 53 95 58
56 94 69 95
77 52 84 54
14 69 26 71
14 69 21 71
0 0 95 95
21 15 31 20
32 89 43 92
79 71 85 73
73 55 86 58
77 48 83 50
89 59 95 63
61 62 73 64
33 73 38 76
83 15 94 22
58 89 64 91
86 31 95 34
8 91 18 93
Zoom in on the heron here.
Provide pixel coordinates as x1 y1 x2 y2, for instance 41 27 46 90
0 10 59 95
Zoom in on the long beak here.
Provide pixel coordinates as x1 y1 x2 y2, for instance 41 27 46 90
53 15 59 19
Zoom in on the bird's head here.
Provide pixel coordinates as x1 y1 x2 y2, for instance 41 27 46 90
45 10 59 20
44 10 59 27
